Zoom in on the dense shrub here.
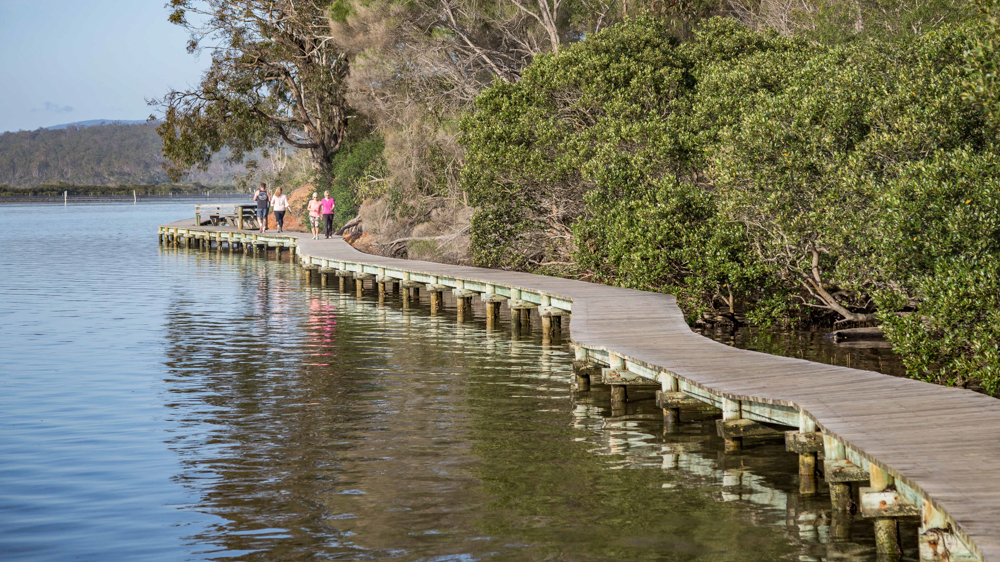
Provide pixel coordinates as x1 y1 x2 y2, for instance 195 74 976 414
462 16 1000 393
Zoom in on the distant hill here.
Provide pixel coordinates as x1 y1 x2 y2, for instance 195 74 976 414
45 119 148 130
0 121 254 187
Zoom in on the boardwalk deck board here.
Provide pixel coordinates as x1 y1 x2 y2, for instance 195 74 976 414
161 221 1000 560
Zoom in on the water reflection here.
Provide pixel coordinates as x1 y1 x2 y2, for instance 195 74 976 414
697 326 906 377
157 243 918 561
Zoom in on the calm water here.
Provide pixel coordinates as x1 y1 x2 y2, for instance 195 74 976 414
0 203 917 561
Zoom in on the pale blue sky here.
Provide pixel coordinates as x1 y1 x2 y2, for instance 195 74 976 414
0 0 210 133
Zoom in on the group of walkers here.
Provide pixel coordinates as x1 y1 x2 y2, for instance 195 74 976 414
308 191 337 239
252 183 289 234
251 182 338 239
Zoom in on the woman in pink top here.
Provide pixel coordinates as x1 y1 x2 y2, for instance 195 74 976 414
320 191 336 239
307 192 322 239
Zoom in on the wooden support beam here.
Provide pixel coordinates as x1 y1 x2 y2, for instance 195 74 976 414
785 431 824 454
655 391 706 409
601 368 659 387
860 488 922 519
824 459 871 483
715 418 781 439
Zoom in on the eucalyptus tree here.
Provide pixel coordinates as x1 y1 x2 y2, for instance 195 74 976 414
152 0 349 179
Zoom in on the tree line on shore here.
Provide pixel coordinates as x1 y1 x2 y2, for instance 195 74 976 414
155 0 1000 394
0 122 250 187
0 184 238 197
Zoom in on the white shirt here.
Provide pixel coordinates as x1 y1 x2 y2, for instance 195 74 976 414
271 194 289 211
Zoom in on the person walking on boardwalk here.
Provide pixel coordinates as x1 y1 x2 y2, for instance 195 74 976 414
253 183 270 233
307 192 322 239
270 187 289 233
320 191 336 239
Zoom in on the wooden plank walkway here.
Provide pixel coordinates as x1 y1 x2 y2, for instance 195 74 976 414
161 219 1000 560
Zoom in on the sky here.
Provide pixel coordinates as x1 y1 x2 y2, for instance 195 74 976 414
0 0 211 133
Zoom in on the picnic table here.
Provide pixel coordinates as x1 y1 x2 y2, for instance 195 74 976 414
195 204 262 230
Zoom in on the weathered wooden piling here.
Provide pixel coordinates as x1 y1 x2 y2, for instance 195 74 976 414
572 347 596 391
354 272 375 298
658 374 681 425
864 465 908 559
785 413 821 495
429 289 442 314
721 398 742 452
823 435 861 514
608 354 627 404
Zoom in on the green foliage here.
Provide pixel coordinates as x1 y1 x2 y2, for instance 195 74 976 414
787 0 971 45
962 0 1000 128
154 0 349 178
463 15 1000 393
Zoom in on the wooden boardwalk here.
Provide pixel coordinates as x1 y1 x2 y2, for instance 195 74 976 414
160 219 1000 561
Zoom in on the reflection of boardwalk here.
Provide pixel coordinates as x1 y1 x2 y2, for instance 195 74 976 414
160 220 998 561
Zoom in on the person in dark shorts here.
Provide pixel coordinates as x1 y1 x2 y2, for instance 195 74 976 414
320 191 336 238
253 183 270 232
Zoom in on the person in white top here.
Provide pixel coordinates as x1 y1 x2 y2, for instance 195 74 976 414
270 187 290 233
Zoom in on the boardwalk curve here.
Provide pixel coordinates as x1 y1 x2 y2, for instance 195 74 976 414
160 219 1000 561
